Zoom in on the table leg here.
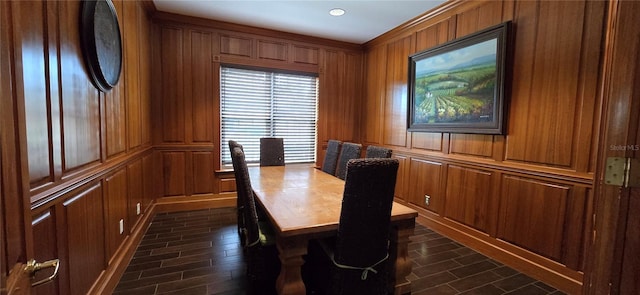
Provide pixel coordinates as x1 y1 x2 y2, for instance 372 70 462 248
275 235 308 295
389 219 416 295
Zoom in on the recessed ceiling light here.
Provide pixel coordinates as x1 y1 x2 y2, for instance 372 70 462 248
329 8 345 16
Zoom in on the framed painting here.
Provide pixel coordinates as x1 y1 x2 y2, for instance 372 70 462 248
408 21 511 134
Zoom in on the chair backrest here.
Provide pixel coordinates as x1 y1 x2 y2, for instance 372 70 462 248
332 158 399 295
321 140 342 175
228 140 246 236
335 142 362 180
230 146 260 246
365 145 392 158
260 137 285 166
228 140 243 152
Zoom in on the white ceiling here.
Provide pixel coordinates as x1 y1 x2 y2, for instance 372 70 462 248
152 0 447 44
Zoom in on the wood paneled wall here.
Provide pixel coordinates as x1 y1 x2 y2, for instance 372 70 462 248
151 13 363 198
363 0 605 293
3 0 156 293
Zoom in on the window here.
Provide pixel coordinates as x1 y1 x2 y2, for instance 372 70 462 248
220 67 318 165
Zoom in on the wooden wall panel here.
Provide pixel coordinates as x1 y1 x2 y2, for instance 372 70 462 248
392 154 409 202
142 151 159 209
505 1 603 168
138 2 152 147
160 27 185 143
497 175 570 261
449 134 493 158
62 183 105 295
292 45 318 65
189 31 214 143
318 49 362 143
5 0 155 293
444 165 493 232
162 152 186 197
258 40 287 61
59 0 101 171
104 169 128 262
362 45 386 145
407 158 443 213
220 34 253 57
105 77 126 158
124 0 141 150
32 211 59 295
383 36 411 147
192 152 214 195
127 159 143 230
13 1 52 187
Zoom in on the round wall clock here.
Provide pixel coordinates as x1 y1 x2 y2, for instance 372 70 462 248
80 0 122 92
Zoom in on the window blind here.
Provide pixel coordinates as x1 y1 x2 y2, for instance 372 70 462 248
220 67 318 165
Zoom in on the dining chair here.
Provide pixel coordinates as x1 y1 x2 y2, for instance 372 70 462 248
228 140 246 245
260 137 285 166
230 146 280 294
334 142 362 180
321 140 342 175
365 145 392 158
304 158 399 295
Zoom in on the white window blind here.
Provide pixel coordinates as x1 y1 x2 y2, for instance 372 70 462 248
221 67 318 165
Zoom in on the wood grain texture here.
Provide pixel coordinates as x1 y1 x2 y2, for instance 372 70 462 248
105 168 128 262
585 0 640 293
220 34 253 57
162 152 186 197
59 0 101 171
124 0 141 150
362 45 386 145
4 0 156 294
498 176 569 261
160 27 185 143
127 159 143 230
258 39 287 61
444 165 493 232
393 154 408 202
505 0 603 168
383 36 411 147
62 183 105 294
13 1 52 186
191 151 214 195
407 158 443 213
32 211 60 295
189 31 214 143
292 45 318 65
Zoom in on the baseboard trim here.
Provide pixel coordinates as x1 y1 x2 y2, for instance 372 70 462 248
90 194 236 294
155 194 236 212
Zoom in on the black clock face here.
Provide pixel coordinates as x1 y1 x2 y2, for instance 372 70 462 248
81 0 122 92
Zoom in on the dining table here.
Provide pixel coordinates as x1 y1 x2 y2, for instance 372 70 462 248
248 164 418 295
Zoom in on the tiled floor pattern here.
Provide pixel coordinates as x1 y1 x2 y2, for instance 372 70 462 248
114 208 566 295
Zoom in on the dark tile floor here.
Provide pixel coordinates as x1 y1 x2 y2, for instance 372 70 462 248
114 208 566 295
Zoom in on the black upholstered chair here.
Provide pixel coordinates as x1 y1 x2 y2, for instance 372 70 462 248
321 140 342 175
230 146 280 294
304 158 399 295
260 137 285 166
228 140 246 245
334 142 362 180
365 145 392 158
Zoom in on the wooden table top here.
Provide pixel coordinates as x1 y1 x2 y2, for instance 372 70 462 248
248 164 418 238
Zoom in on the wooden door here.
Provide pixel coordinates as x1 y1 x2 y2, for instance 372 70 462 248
586 0 640 294
1 1 31 293
1 1 60 293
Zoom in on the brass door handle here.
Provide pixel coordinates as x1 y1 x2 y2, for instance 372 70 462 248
24 259 60 287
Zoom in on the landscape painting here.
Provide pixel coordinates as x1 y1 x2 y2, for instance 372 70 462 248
408 22 509 134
